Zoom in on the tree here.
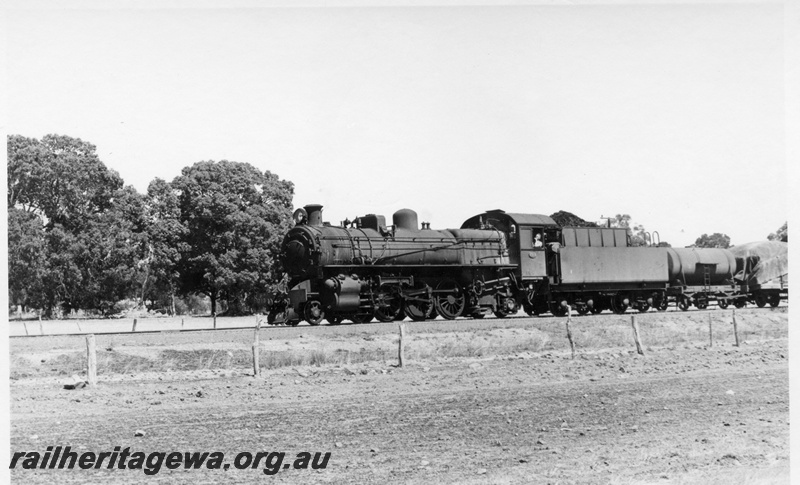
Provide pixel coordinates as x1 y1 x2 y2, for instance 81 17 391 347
7 208 48 313
607 214 649 247
142 178 188 314
7 134 146 316
694 233 731 249
7 134 123 231
172 160 294 316
767 222 787 242
549 211 598 227
67 186 148 315
608 214 632 229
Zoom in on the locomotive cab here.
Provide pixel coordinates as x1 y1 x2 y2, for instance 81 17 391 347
461 210 558 282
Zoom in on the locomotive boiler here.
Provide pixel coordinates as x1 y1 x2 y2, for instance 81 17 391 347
279 204 517 325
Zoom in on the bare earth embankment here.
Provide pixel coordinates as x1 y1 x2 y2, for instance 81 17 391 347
9 308 789 484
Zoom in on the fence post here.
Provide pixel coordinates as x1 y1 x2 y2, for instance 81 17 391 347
631 315 645 356
76 321 82 333
86 334 97 387
181 317 185 330
398 324 406 367
708 313 713 348
39 315 44 335
132 318 138 332
213 313 217 330
23 321 29 336
252 317 262 377
732 309 739 347
565 305 576 359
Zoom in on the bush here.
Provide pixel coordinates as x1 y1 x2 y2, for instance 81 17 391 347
174 294 212 315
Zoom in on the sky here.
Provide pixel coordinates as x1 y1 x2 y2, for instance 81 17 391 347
3 0 791 248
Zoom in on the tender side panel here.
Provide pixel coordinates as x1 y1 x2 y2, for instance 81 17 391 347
559 247 668 284
561 227 628 248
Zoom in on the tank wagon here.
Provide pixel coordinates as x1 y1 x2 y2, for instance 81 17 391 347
274 204 786 325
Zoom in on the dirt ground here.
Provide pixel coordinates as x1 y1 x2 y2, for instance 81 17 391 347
8 309 790 484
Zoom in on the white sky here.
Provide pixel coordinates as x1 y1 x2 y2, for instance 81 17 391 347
3 0 791 248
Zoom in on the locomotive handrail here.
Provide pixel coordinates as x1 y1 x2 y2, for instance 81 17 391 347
373 237 504 264
354 227 374 262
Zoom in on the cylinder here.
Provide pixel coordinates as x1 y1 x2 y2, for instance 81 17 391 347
322 276 361 312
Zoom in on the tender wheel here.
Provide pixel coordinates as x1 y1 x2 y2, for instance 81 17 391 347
550 301 568 317
611 295 629 314
326 315 343 325
768 293 781 308
755 293 767 308
303 300 325 325
694 297 708 310
718 300 729 309
434 280 466 320
734 299 746 309
590 306 603 315
576 306 589 316
374 285 402 322
677 297 691 311
637 303 651 313
403 283 434 321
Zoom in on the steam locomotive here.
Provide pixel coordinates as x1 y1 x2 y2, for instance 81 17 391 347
271 204 787 325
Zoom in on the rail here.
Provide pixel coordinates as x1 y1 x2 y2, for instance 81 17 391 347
8 304 786 339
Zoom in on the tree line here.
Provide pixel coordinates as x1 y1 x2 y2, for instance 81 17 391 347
7 134 294 318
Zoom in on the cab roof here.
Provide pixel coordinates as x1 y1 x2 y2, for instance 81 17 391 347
461 210 558 229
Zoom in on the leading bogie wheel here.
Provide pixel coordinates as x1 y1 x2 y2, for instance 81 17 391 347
349 312 374 324
755 293 767 308
677 297 690 311
303 300 325 325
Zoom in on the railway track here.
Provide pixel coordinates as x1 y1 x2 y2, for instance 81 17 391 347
8 304 787 339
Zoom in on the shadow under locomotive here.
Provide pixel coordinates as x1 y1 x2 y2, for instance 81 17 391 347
268 205 787 326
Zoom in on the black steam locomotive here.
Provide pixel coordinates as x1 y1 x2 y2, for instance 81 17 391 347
271 204 787 325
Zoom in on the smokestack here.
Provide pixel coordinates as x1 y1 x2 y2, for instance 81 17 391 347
304 204 323 226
